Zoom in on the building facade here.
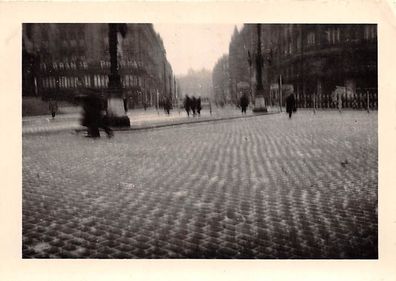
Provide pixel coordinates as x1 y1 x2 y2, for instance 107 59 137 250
212 54 231 105
222 24 377 109
22 23 174 108
178 69 212 100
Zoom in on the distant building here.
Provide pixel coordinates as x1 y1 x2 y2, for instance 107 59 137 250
22 23 174 108
212 55 231 105
224 24 377 109
178 68 213 101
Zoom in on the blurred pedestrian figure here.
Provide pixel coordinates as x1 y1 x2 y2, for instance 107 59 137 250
99 96 113 138
191 96 197 116
82 94 100 138
239 93 249 115
184 95 191 116
164 97 171 115
286 93 296 119
101 92 108 115
123 95 128 114
48 98 58 119
209 99 212 115
196 97 202 116
338 92 343 113
81 94 113 138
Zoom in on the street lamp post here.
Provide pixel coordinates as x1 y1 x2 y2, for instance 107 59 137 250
108 24 122 95
253 24 267 113
107 23 130 118
247 50 253 103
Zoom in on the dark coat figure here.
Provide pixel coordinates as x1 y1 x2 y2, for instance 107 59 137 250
191 96 197 116
82 95 113 138
239 94 249 114
123 97 128 113
101 94 108 114
196 97 202 116
164 97 172 115
49 99 58 119
184 95 191 116
286 93 296 119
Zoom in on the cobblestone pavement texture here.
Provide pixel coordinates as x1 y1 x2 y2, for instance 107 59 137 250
22 110 378 259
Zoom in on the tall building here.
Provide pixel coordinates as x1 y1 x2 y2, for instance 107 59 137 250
22 23 174 108
224 24 377 109
212 55 231 105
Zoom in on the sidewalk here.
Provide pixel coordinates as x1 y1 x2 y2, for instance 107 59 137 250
22 106 280 135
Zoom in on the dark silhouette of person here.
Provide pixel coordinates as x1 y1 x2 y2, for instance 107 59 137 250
164 97 171 115
239 93 249 114
191 96 197 116
101 93 108 115
196 97 202 116
48 98 58 119
82 94 113 138
123 96 128 114
184 95 191 116
286 93 296 119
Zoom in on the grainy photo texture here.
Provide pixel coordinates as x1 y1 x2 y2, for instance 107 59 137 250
22 23 377 259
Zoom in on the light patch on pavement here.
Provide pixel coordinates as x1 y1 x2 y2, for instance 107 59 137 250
32 242 51 253
173 191 188 198
119 182 136 189
193 202 212 209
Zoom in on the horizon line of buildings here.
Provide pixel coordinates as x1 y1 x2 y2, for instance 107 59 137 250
213 24 377 109
22 23 177 108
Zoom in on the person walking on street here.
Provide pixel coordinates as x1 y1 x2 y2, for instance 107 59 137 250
197 97 202 116
239 93 249 115
99 93 113 137
338 92 343 113
184 95 191 116
82 94 100 137
49 98 58 119
164 97 171 115
191 96 197 116
123 95 128 114
286 93 296 119
81 94 113 138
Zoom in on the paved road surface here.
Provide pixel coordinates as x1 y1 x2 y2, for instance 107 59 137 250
22 106 258 135
22 110 377 258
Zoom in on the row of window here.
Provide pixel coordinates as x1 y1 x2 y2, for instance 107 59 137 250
99 60 143 69
61 39 85 48
122 75 142 87
280 27 376 55
42 76 81 89
40 61 88 71
326 29 341 44
41 74 144 89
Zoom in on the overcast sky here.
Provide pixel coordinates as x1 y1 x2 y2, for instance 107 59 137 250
154 24 242 76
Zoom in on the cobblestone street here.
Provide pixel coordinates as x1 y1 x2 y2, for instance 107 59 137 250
22 110 378 259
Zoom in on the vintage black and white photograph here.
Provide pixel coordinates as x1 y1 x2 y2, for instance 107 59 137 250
22 23 378 259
